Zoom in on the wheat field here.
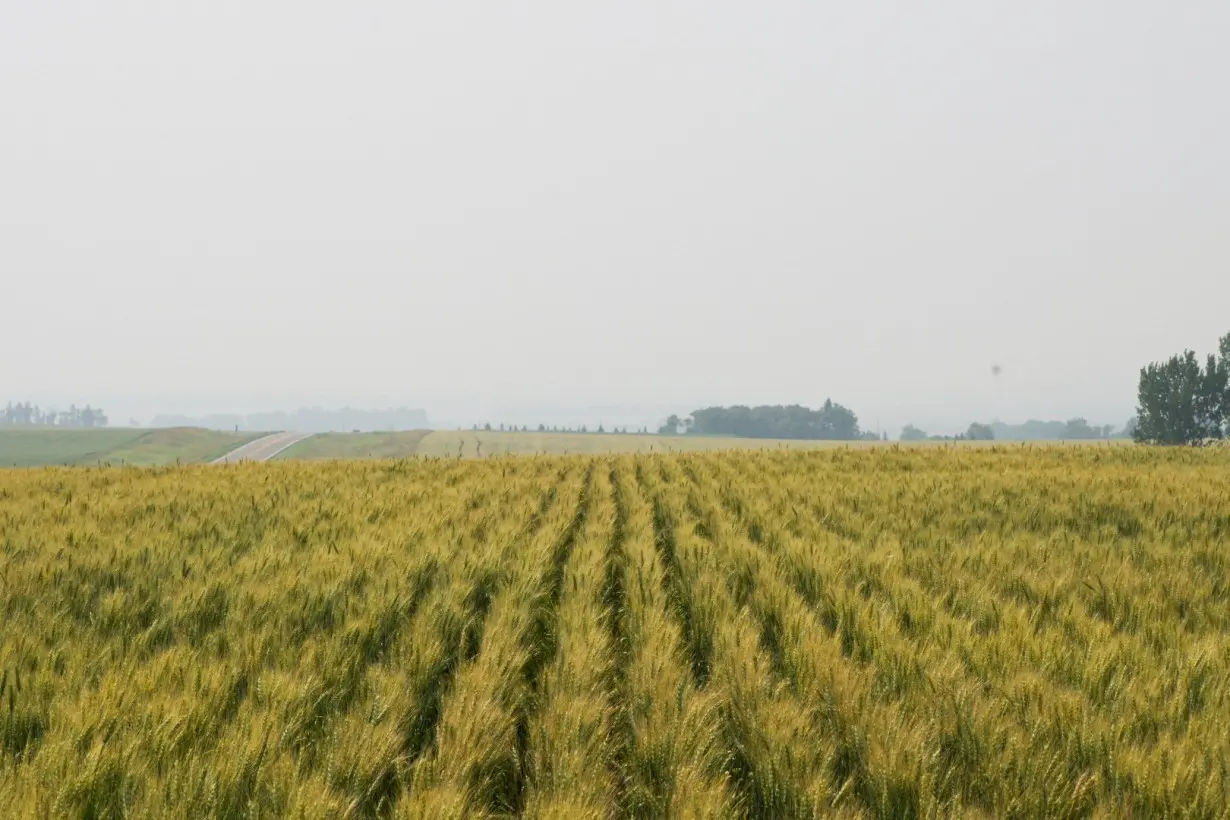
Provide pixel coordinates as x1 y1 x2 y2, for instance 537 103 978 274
1 447 1228 818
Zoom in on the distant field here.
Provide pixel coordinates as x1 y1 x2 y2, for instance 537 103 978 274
0 427 261 467
413 432 1130 457
1 427 1130 467
413 430 878 458
274 431 431 461
103 428 264 466
279 431 1128 461
0 428 147 467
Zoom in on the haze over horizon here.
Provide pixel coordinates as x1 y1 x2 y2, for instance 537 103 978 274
4 2 1227 435
0 381 1149 439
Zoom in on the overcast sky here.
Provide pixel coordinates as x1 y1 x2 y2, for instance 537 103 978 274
3 1 1227 432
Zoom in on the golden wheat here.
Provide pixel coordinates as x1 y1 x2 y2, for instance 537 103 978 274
0 446 1227 818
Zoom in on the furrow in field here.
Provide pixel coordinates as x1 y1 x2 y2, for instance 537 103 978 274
510 463 595 814
195 468 549 817
599 463 634 816
679 455 942 816
519 462 617 818
613 458 735 817
397 465 590 817
287 469 558 817
636 461 713 688
640 458 842 818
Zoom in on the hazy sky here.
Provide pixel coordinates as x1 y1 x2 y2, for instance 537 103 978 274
3 1 1227 431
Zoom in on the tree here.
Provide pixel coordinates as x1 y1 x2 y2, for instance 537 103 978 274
1062 418 1099 439
966 422 995 441
597 424 605 434
537 424 546 432
1218 332 1230 433
1134 339 1227 445
658 414 682 435
900 424 927 441
1201 350 1229 439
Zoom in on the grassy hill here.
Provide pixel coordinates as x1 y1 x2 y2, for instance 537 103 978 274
274 431 432 461
103 428 265 466
0 427 261 467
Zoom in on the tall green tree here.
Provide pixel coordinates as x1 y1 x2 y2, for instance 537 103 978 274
1219 332 1230 431
1134 336 1228 444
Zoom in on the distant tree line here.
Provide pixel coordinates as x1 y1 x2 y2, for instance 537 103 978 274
660 401 862 440
993 419 1126 440
2 402 109 427
897 327 1230 447
900 419 1131 442
1134 332 1229 445
900 422 995 442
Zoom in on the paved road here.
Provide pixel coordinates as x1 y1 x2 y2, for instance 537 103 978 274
212 432 313 464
